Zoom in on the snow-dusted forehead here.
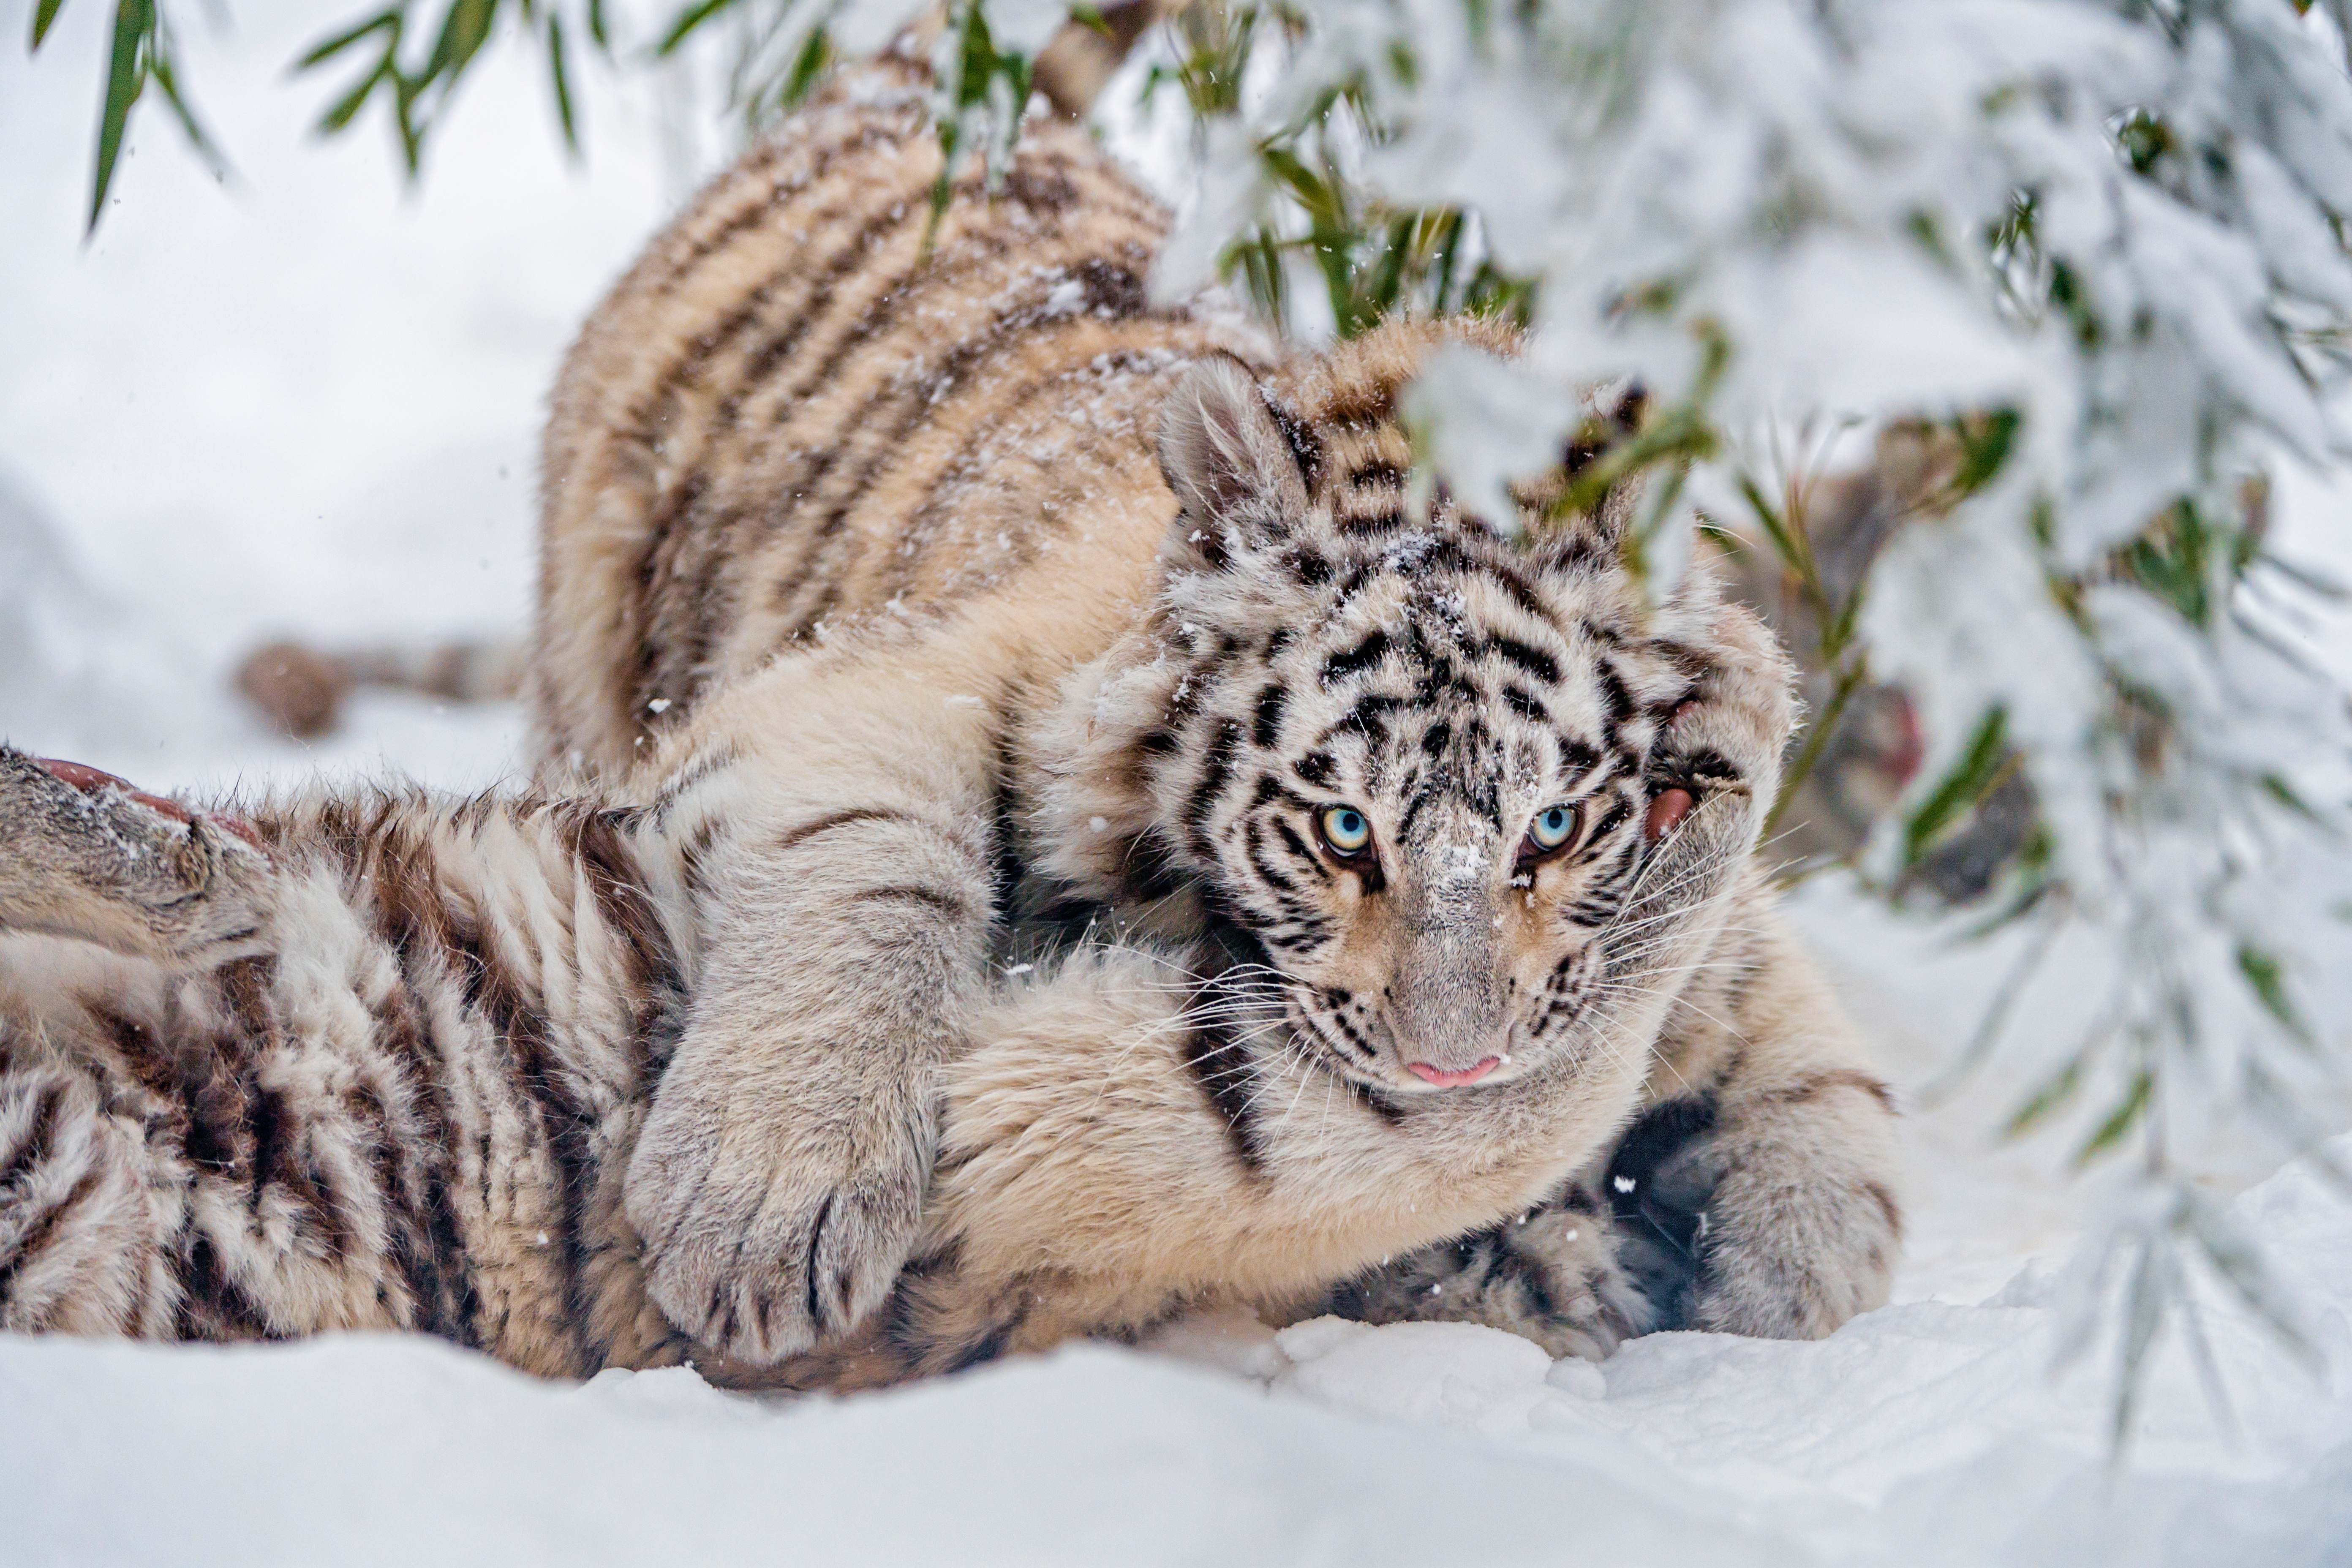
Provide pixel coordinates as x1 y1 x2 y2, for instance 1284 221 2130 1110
1302 547 1674 789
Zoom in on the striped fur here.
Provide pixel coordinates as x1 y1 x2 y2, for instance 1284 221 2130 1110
521 75 1900 1365
532 68 1260 782
0 756 687 1375
0 651 1840 1386
0 80 1903 1381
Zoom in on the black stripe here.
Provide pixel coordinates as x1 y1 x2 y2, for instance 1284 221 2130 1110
1487 635 1561 684
1269 818 1331 883
1183 719 1245 856
1252 684 1289 750
851 885 973 920
0 1078 63 1194
1321 629 1391 685
989 725 1026 926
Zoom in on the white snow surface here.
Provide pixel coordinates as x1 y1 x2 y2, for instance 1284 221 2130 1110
5 6 2352 1565
3 1130 2349 1566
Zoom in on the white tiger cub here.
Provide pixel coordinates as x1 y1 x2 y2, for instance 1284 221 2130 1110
0 80 1901 1381
523 76 1903 1365
0 530 1851 1385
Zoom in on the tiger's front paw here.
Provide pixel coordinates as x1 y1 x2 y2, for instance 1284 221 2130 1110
1687 1119 1902 1339
622 1082 930 1364
1605 1090 1901 1340
1320 1182 1658 1361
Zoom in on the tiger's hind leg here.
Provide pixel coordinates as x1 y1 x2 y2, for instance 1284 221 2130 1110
0 1045 181 1338
0 930 413 1346
0 748 278 967
0 751 689 1372
0 747 277 1338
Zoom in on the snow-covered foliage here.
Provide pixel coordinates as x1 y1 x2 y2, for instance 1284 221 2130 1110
1115 0 2352 1426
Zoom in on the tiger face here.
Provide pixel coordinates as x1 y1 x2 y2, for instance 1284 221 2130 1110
1115 352 1730 1097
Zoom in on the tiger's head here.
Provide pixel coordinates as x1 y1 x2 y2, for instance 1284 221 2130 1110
1039 321 1792 1102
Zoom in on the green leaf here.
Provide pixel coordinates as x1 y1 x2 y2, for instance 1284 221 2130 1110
1070 4 1111 36
424 0 498 85
145 48 226 175
1949 408 2020 497
544 10 578 152
587 0 609 52
657 0 735 56
2257 772 2331 828
89 0 152 237
2074 1068 2154 1165
776 25 832 113
2004 1054 2082 1138
31 0 68 51
1902 705 2009 866
316 57 392 135
1821 579 1867 661
2109 1240 2164 1450
1765 659 1868 837
2187 1202 2320 1370
1696 518 1749 560
2236 945 2311 1045
296 9 401 71
1738 473 1807 578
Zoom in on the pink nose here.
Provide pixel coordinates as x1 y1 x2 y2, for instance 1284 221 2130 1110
1406 1057 1501 1088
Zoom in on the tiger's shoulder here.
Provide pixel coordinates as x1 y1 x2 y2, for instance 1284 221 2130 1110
531 76 1266 779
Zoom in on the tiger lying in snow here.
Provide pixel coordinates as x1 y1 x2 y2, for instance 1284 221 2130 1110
0 79 1901 1386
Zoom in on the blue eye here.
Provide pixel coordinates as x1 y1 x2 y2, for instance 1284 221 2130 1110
1527 804 1580 852
1319 806 1373 857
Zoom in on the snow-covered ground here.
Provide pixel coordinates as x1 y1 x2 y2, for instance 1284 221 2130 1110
4 5 2352 1564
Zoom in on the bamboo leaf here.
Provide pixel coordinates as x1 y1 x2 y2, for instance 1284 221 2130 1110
656 0 734 56
2004 1054 2083 1137
1821 580 1867 661
2074 1068 2154 1165
1737 473 1818 599
423 0 498 82
88 0 152 236
31 0 68 51
545 10 578 152
776 26 832 112
1949 407 2020 497
146 49 226 175
1902 705 2008 865
2235 945 2311 1045
2186 1196 2321 1370
297 9 401 71
2109 1240 2164 1451
316 58 392 134
1766 659 1868 837
2257 771 2331 829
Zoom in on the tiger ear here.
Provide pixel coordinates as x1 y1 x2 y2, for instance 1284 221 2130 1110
1520 382 1647 574
1157 356 1314 559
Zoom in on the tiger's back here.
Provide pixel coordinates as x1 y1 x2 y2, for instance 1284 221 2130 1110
533 76 1258 779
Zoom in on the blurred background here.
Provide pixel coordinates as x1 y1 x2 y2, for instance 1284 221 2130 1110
0 0 721 789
